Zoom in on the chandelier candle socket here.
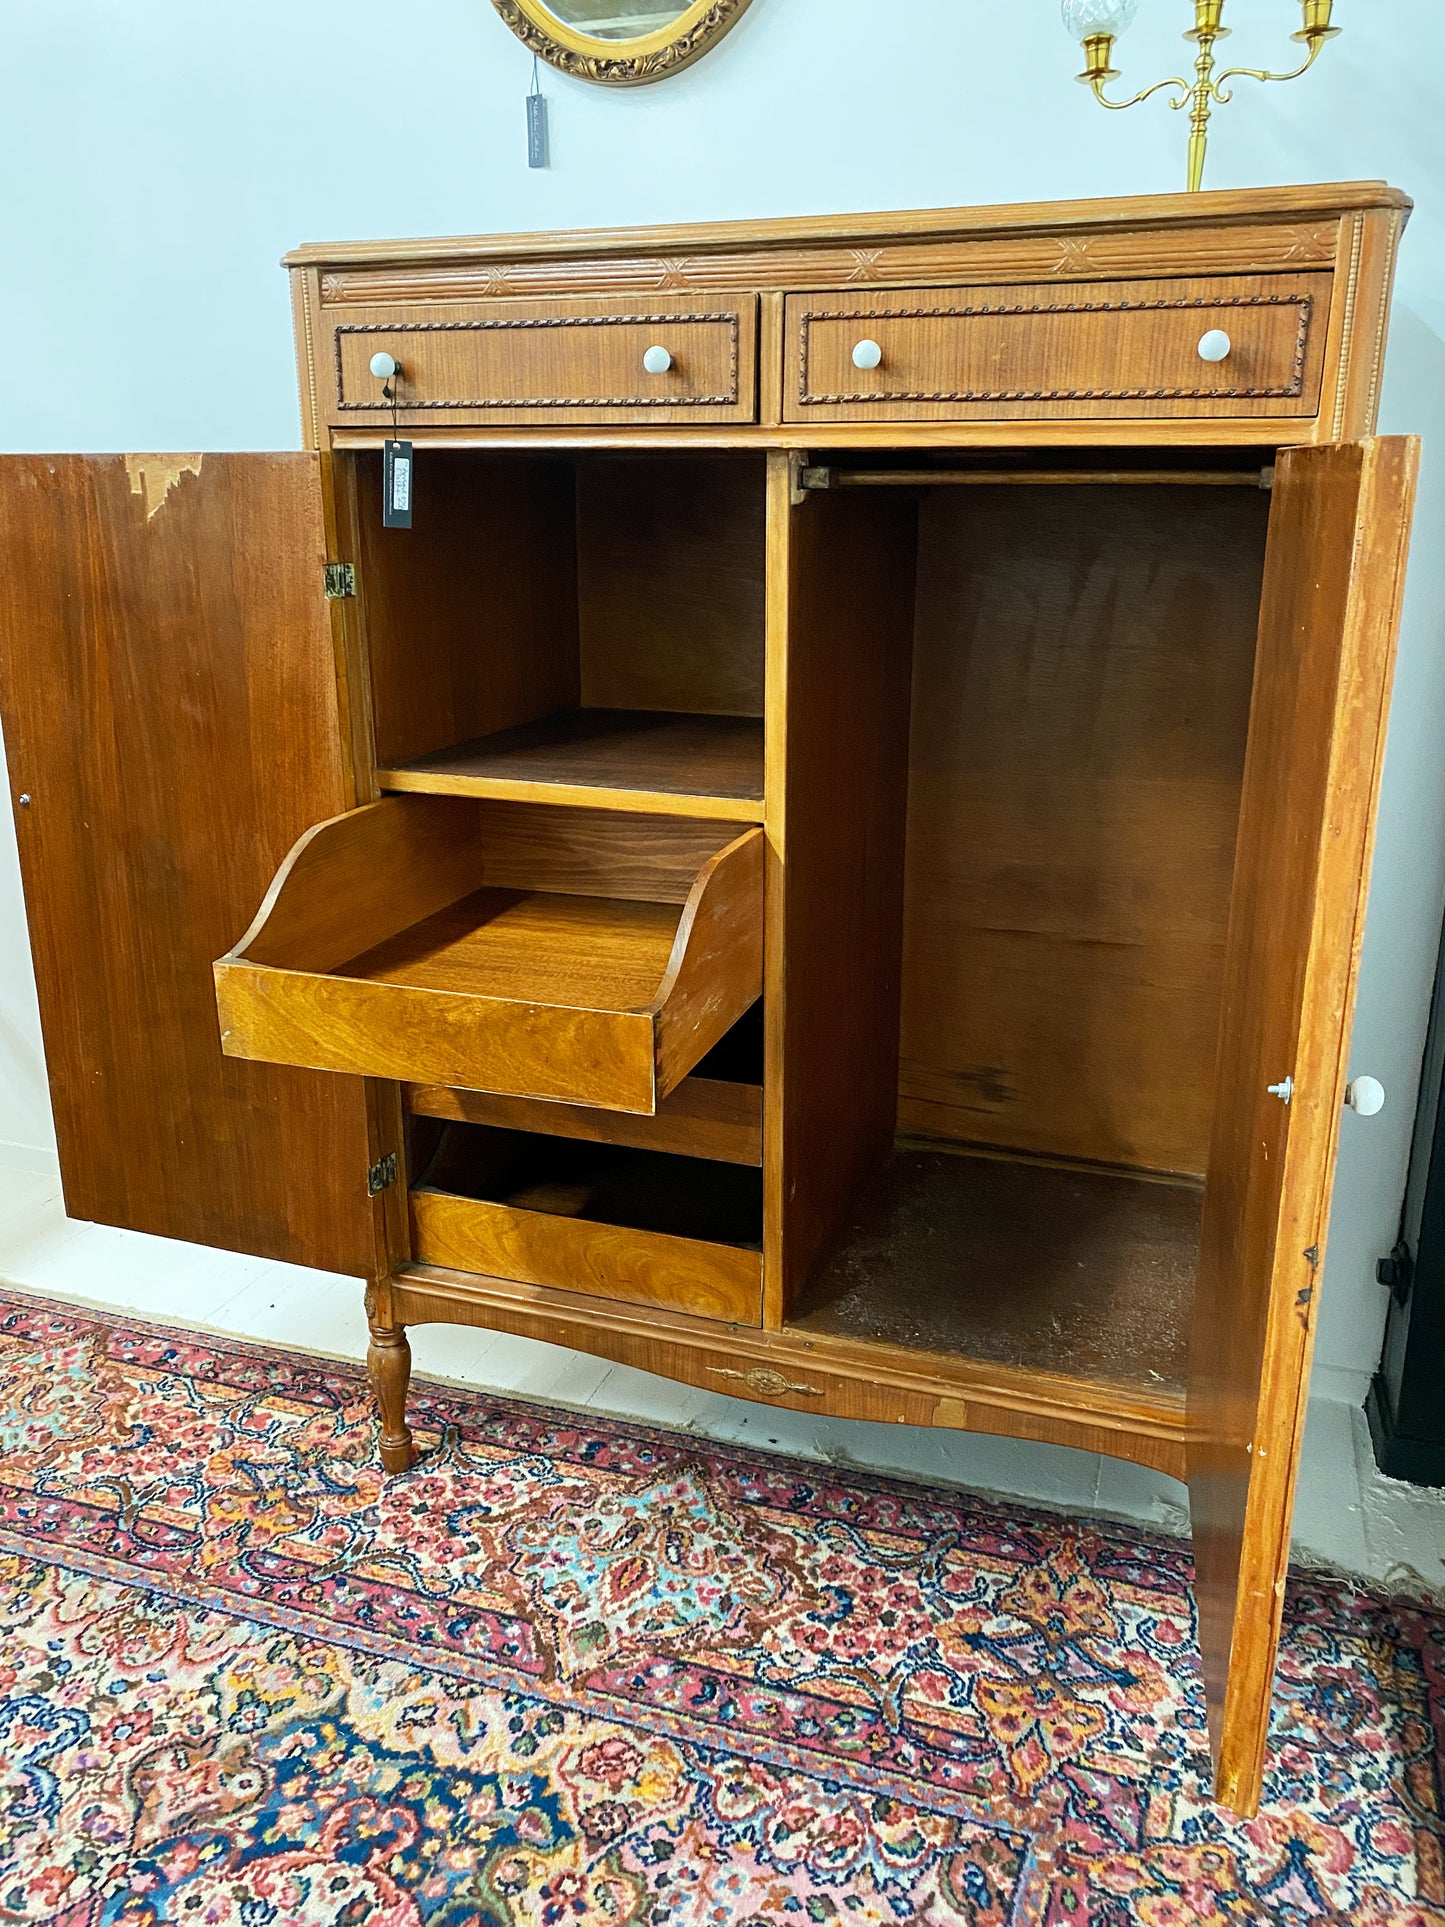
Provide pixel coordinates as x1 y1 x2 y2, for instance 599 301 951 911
1063 0 1342 191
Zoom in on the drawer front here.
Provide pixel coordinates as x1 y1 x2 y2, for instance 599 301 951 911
325 293 757 428
411 1187 762 1325
785 273 1331 423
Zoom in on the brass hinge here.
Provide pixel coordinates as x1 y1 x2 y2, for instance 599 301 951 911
367 1152 397 1196
324 562 356 599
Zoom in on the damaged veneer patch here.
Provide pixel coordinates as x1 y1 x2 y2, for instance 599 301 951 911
125 454 203 520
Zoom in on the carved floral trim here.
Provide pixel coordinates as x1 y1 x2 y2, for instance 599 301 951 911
491 0 753 86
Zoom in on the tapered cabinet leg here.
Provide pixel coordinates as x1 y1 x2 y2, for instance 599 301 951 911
366 1314 415 1474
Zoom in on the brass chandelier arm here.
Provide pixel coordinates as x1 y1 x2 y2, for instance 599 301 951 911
1088 72 1194 113
1212 34 1330 102
1068 0 1341 191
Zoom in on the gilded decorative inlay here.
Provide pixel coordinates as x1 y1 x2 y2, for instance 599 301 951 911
1365 210 1402 432
299 275 320 450
492 0 752 85
1331 213 1364 442
709 1366 824 1398
334 312 742 411
797 292 1315 407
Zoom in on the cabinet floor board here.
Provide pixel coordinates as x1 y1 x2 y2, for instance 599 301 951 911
791 1150 1200 1398
377 708 765 820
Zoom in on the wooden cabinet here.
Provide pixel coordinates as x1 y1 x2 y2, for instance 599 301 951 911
0 182 1418 1818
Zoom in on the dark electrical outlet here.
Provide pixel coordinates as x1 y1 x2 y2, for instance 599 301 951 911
1377 1240 1414 1305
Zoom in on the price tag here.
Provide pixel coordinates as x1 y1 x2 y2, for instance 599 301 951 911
527 54 549 168
527 91 549 169
383 439 413 529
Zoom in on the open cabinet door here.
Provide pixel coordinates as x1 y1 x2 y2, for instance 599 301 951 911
0 455 378 1277
1189 437 1419 1815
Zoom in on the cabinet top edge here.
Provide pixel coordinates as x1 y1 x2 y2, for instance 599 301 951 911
282 181 1412 272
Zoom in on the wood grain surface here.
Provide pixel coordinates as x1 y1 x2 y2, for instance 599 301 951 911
284 180 1407 268
360 452 579 768
764 455 919 1321
378 709 764 820
786 275 1331 425
1187 437 1418 1816
327 294 758 429
576 457 767 715
217 799 763 1113
0 454 377 1274
389 1260 1188 1477
405 1075 763 1166
411 1186 761 1325
898 483 1269 1176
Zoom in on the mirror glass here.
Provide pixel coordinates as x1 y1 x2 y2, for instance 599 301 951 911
541 0 691 38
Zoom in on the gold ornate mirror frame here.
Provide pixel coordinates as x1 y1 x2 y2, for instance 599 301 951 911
492 0 755 85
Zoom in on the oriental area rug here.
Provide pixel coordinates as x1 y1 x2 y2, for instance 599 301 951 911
0 1290 1439 1924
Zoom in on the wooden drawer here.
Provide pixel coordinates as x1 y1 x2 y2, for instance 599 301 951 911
785 273 1331 424
324 293 758 428
410 1127 763 1324
214 796 763 1114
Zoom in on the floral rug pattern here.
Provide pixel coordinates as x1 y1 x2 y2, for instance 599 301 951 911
0 1289 1439 1923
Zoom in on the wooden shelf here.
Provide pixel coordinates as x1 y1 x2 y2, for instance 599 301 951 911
405 1076 763 1167
377 709 765 821
790 1148 1201 1399
215 794 764 1114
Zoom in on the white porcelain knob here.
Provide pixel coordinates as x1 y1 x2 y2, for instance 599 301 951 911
1346 1076 1386 1116
642 345 673 375
852 338 884 371
1197 329 1232 364
369 351 399 380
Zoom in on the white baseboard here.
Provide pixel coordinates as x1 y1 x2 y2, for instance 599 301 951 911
0 1141 61 1181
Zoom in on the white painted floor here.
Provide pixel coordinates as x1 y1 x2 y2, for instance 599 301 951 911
1 1155 1441 1594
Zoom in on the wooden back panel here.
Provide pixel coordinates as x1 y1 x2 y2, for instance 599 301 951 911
359 450 580 767
1188 438 1418 1816
476 800 746 903
577 456 767 716
0 454 376 1274
898 483 1269 1177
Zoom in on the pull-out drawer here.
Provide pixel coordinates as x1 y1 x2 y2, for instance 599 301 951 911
785 273 1331 424
325 293 758 428
410 1124 762 1325
214 796 763 1115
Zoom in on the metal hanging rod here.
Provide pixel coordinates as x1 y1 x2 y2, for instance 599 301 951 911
800 465 1274 492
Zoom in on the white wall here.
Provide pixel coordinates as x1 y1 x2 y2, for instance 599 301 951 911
2 0 1443 1396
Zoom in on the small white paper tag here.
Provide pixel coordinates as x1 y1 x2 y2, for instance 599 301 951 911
383 439 413 529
